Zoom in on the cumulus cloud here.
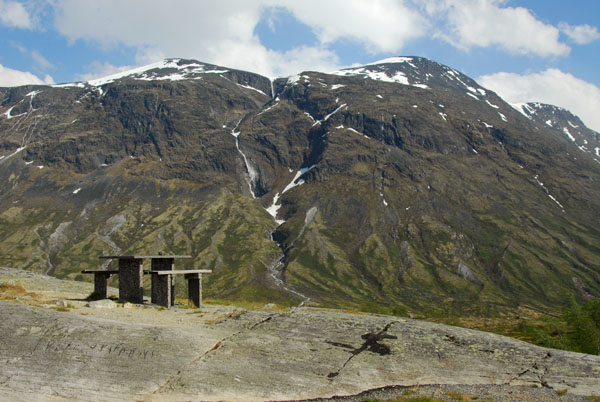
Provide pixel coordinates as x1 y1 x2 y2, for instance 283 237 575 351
0 0 32 29
283 0 427 53
49 0 580 80
51 0 427 77
53 0 280 77
478 69 600 133
0 64 54 87
559 22 600 45
424 0 570 57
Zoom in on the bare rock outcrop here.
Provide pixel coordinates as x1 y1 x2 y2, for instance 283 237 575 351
1 267 599 401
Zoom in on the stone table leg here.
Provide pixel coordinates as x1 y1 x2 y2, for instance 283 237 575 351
151 273 172 308
151 258 174 306
93 273 112 299
118 258 143 304
185 273 202 308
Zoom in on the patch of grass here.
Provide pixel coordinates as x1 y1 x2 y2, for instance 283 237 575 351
53 306 70 312
402 388 418 396
586 396 600 402
0 282 27 296
0 282 42 303
556 389 567 396
429 307 574 352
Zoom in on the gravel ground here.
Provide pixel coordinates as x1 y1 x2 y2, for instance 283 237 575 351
298 383 593 401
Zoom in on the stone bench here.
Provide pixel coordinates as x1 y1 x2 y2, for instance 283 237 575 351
149 269 212 308
98 255 191 304
81 270 119 300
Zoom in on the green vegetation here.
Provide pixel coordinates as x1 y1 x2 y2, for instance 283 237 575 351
432 298 600 356
565 297 600 355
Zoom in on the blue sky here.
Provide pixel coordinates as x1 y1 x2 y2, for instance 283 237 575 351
1 0 599 131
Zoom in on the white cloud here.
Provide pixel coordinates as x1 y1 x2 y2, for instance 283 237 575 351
424 0 570 57
479 69 600 133
0 0 32 29
282 0 427 53
559 22 600 45
31 50 54 70
0 64 54 87
53 0 282 76
51 0 426 78
48 0 583 81
9 41 27 53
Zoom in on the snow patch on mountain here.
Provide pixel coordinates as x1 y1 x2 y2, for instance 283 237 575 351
236 83 267 96
3 106 17 119
368 57 417 67
323 104 347 121
563 127 576 142
534 175 565 212
266 166 316 226
512 103 535 119
485 100 499 109
258 102 279 116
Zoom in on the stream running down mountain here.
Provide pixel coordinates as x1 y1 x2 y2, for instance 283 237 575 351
231 117 311 306
230 120 257 199
264 167 317 307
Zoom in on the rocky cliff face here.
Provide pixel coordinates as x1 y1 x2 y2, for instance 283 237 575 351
0 57 599 315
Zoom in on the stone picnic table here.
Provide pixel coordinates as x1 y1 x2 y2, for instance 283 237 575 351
81 255 211 308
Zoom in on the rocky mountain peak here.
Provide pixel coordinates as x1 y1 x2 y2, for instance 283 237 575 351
47 58 273 98
84 58 230 86
330 56 489 95
513 102 600 160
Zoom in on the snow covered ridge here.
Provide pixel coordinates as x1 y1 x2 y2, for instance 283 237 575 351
48 59 231 88
85 59 229 86
328 56 496 95
330 57 429 89
511 101 600 163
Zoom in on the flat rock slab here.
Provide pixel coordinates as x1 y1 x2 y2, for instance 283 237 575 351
1 301 599 401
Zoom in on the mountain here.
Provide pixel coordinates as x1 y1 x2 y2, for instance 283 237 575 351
513 102 600 161
0 57 599 316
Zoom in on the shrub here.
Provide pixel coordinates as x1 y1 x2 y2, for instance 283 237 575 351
566 298 600 355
